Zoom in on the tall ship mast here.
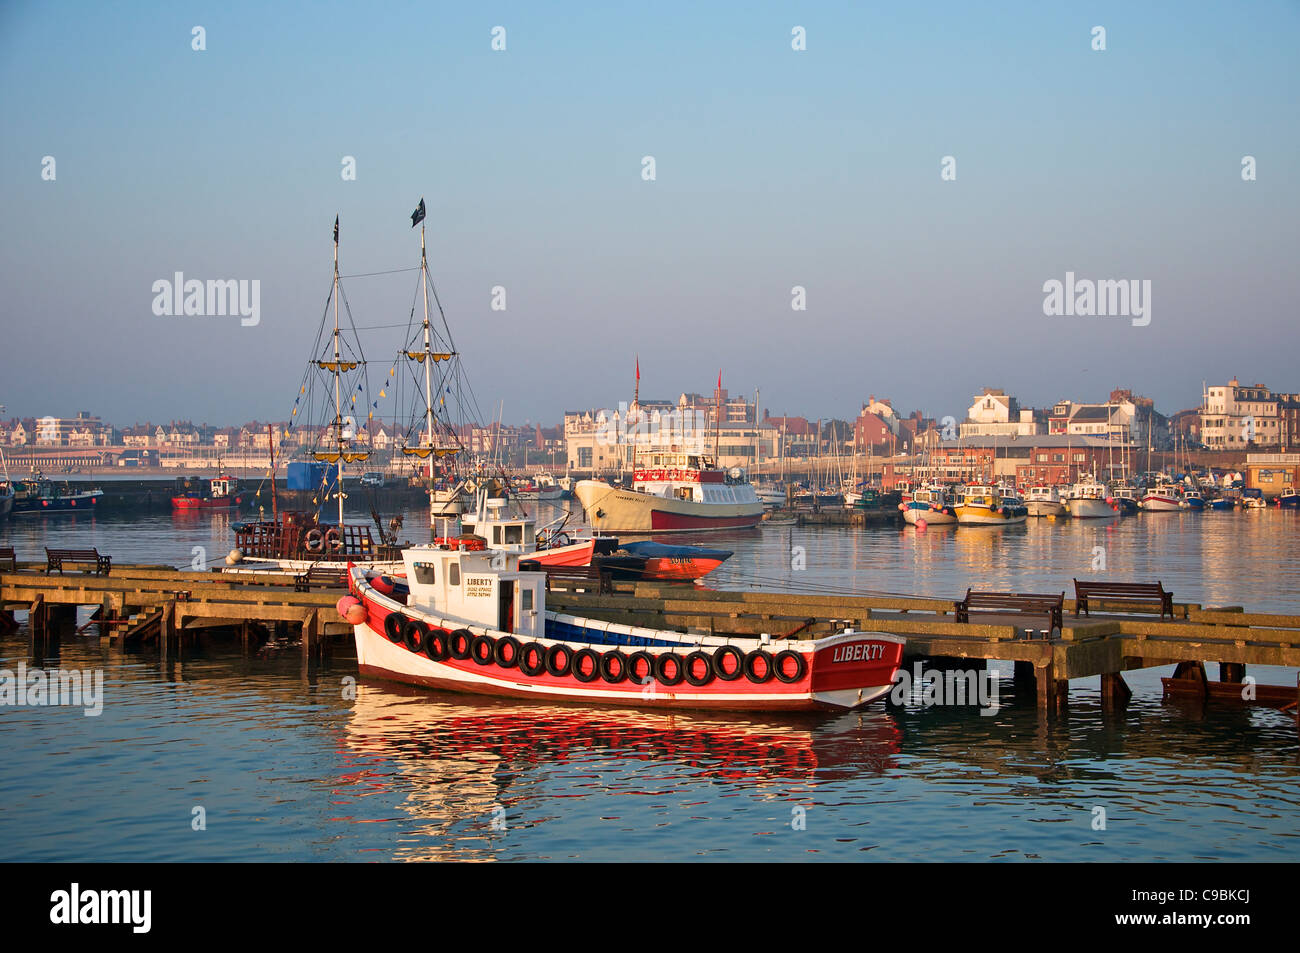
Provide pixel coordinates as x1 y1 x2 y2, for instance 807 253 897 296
232 216 393 566
392 198 479 540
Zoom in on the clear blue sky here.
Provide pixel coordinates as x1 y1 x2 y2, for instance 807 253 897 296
1 1 1297 427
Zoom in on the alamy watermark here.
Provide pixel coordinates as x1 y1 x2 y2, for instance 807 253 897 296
152 272 260 326
890 662 1000 716
0 663 103 716
1042 271 1150 327
594 402 708 447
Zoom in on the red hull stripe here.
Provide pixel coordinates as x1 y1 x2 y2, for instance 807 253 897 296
649 510 762 530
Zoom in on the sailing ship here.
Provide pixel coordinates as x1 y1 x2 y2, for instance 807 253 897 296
344 546 904 711
230 217 395 567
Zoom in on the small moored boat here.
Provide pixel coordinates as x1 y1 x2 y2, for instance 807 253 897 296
346 546 904 711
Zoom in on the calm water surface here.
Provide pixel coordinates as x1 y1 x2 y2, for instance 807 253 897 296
2 503 1297 861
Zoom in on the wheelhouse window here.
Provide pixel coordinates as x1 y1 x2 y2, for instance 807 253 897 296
449 564 460 586
522 589 534 610
505 524 523 545
413 562 436 585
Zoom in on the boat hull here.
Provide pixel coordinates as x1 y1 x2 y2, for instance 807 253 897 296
1067 498 1118 519
352 578 903 712
575 481 763 533
902 503 956 525
12 492 103 514
171 496 237 510
1140 495 1182 512
955 505 1026 525
1025 501 1067 518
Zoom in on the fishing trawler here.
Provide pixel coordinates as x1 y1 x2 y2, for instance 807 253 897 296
1065 477 1119 519
575 455 763 533
10 472 104 514
900 484 956 525
953 484 1027 525
171 472 242 511
1140 481 1184 512
1025 485 1067 518
343 545 904 711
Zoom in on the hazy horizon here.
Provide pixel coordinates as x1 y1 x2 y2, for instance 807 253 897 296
3 2 1297 429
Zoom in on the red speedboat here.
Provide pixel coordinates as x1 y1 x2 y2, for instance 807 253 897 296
343 546 904 712
171 473 242 511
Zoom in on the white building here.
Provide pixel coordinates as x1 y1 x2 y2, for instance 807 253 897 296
1201 379 1282 449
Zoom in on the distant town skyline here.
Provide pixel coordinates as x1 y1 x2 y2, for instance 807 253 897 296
2 3 1297 426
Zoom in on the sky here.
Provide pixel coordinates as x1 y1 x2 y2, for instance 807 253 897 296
1 1 1297 429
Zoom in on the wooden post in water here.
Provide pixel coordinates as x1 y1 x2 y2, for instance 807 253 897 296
1100 672 1132 711
1219 662 1245 683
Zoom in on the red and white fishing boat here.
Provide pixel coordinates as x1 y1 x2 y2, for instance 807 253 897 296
1140 481 1184 512
575 451 763 533
343 545 904 711
171 473 241 511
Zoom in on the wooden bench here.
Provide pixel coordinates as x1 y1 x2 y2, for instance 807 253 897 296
294 564 350 592
45 547 111 576
519 561 613 595
955 589 1064 635
1074 579 1174 620
0 547 15 572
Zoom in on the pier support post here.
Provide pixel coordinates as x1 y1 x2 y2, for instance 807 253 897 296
1036 661 1068 713
1014 661 1036 690
1100 672 1131 712
1170 660 1209 700
1219 662 1245 684
28 594 46 647
301 610 320 669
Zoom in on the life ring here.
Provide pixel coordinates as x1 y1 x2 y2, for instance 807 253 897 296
773 649 807 683
518 642 547 676
470 634 496 666
743 649 775 683
625 650 655 685
571 648 602 682
654 652 685 686
424 629 450 662
683 650 714 687
305 528 324 553
711 645 744 681
493 636 521 668
402 618 429 654
448 629 474 660
383 612 407 644
599 650 628 683
325 527 343 552
545 644 573 677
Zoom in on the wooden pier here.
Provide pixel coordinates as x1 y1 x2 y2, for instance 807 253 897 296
0 563 350 666
547 580 1300 717
2 562 1298 724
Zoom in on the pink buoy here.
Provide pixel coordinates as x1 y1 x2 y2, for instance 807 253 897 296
345 603 367 625
336 595 359 618
915 518 928 530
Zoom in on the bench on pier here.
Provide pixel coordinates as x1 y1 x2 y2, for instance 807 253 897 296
519 561 613 595
45 547 111 576
1073 579 1174 620
954 589 1064 636
294 564 350 592
0 547 15 572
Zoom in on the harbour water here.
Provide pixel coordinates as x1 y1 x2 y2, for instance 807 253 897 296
2 505 1298 861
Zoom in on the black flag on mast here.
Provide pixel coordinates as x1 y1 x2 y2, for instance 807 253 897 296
411 198 426 228
333 215 339 243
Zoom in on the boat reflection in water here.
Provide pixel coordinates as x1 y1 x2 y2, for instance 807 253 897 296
334 683 901 860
